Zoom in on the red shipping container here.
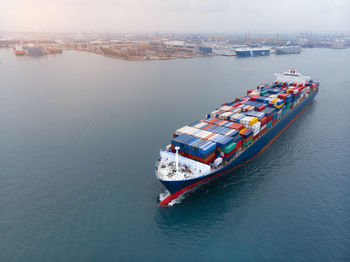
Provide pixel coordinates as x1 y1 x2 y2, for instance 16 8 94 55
224 147 237 158
236 140 242 149
203 124 213 130
232 102 242 108
201 153 216 164
241 129 249 136
278 93 289 100
228 122 244 130
257 105 266 112
204 155 216 164
253 133 260 140
243 135 253 143
260 116 268 126
267 115 273 122
207 118 219 124
272 120 277 125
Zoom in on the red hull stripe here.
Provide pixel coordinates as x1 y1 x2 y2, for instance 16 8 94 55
160 101 313 207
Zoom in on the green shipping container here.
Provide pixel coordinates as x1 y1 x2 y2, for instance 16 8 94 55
260 90 267 96
243 139 253 147
222 142 236 153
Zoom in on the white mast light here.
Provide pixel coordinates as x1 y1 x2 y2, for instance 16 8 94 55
175 146 180 174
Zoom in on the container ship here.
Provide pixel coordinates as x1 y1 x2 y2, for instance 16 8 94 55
155 69 319 206
275 46 302 54
235 48 270 56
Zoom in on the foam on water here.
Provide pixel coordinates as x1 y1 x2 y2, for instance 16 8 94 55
159 190 171 202
158 190 186 206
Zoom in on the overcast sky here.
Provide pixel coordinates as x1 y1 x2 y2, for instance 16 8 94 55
1 0 349 34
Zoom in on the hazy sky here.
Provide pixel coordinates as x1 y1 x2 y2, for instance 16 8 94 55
1 0 350 33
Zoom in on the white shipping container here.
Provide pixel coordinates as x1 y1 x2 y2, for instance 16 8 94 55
252 121 261 129
225 129 237 136
219 120 229 126
248 90 260 97
201 130 211 138
210 110 221 118
221 112 233 120
230 113 242 121
219 105 233 112
231 108 241 114
188 127 200 135
175 126 188 135
194 122 206 129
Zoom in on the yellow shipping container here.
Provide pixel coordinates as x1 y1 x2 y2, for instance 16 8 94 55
239 128 247 134
276 103 283 109
270 98 278 105
249 117 258 125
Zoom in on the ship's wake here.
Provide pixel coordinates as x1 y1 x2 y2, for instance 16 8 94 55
159 190 187 206
159 190 181 206
159 190 171 202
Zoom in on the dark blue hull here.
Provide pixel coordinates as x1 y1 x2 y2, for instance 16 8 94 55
235 49 270 56
159 89 318 194
235 50 251 56
252 49 270 56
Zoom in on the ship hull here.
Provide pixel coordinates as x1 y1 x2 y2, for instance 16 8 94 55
235 49 270 56
234 50 251 56
158 89 318 206
275 47 301 55
251 49 270 56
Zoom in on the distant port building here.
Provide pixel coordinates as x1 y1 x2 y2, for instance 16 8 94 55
199 46 212 54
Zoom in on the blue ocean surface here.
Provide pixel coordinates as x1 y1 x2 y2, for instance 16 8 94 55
0 48 349 261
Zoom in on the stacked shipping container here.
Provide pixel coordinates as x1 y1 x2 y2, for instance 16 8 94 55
170 80 316 165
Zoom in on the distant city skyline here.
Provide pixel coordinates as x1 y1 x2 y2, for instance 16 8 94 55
1 0 350 34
